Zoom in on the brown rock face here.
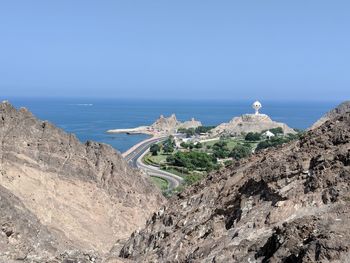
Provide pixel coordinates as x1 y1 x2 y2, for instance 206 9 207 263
0 102 164 262
211 113 296 136
311 100 350 129
120 111 350 262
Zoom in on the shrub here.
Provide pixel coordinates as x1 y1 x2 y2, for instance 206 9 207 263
212 141 230 158
194 142 203 149
162 136 175 153
245 132 261 141
256 136 295 151
167 151 216 171
184 173 204 185
269 127 284 135
195 126 215 134
230 144 251 160
150 144 160 156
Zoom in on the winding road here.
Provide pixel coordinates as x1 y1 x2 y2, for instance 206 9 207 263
124 137 184 189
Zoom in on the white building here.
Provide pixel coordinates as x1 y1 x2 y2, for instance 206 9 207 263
263 130 275 139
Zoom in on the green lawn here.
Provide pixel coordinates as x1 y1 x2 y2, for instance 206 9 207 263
151 176 169 191
226 139 239 149
201 137 240 151
161 166 189 177
143 151 169 165
201 139 220 149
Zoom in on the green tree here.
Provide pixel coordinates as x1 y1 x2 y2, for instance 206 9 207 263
195 126 215 134
163 143 174 153
194 142 203 149
180 142 188 148
245 132 261 141
230 144 251 160
185 128 196 137
150 144 160 156
162 136 175 153
269 127 284 135
256 137 288 151
212 141 230 158
184 173 204 185
167 151 216 171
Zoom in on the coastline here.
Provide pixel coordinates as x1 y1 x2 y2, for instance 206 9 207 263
107 126 154 136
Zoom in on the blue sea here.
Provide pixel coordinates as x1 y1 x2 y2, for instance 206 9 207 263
7 98 341 153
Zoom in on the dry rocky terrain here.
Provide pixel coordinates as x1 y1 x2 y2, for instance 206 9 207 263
0 101 164 262
211 113 295 136
311 101 350 129
120 109 350 262
1 100 350 263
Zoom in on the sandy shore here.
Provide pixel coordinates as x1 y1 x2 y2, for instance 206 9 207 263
107 126 154 135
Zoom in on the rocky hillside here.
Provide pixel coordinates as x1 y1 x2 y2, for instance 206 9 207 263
151 114 202 134
311 100 350 129
120 110 350 262
0 101 164 262
151 114 180 134
211 113 295 136
178 117 202 130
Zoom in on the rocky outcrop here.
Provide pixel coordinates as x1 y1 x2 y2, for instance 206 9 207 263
311 100 350 129
0 101 164 262
120 111 350 262
107 114 202 136
151 114 202 133
211 113 296 136
178 117 202 130
150 114 180 134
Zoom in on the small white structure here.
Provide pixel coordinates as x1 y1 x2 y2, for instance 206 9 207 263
252 101 262 115
263 130 275 139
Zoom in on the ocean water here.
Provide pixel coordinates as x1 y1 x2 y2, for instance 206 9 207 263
7 98 340 153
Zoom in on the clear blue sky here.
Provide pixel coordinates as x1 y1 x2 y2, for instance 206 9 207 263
0 1 349 100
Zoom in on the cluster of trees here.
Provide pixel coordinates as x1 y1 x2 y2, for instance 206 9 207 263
245 132 261 141
230 144 251 160
212 141 230 158
184 172 204 185
150 144 161 156
212 141 252 160
268 127 284 135
244 127 284 142
150 136 176 156
195 126 216 134
166 151 217 171
244 127 287 142
177 126 215 137
256 133 301 151
162 136 175 153
180 141 202 150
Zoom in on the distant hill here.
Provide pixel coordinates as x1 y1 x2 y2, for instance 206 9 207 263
211 113 296 136
311 100 350 129
0 101 164 262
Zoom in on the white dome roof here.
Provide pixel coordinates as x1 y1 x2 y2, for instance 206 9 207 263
252 101 262 114
252 101 262 108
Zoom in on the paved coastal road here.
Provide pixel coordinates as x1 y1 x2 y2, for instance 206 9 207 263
124 137 164 167
124 137 183 189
